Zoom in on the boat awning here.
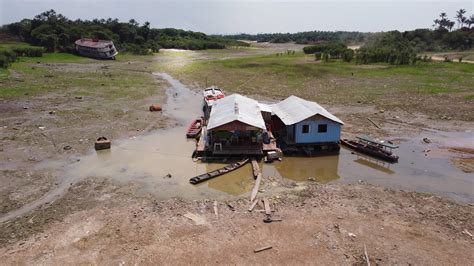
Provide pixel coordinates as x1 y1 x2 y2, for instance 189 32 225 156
272 95 344 125
357 134 399 149
207 94 266 131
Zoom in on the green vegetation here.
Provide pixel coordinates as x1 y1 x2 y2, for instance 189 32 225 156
221 31 369 44
1 9 249 55
303 42 354 62
0 41 45 68
155 50 473 120
0 53 156 98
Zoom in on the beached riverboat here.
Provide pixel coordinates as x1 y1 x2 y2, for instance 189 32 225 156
75 38 118 59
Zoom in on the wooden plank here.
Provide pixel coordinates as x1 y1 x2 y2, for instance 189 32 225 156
364 244 370 266
248 199 259 212
263 198 271 215
251 159 260 179
367 118 381 129
250 173 262 202
213 201 218 219
254 246 272 253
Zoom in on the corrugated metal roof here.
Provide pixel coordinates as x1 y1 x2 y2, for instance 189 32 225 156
207 94 266 130
258 102 273 113
272 95 344 125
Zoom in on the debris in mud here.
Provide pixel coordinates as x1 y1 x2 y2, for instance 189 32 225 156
95 136 111 150
74 96 83 100
254 245 272 253
163 173 172 179
423 137 431 143
63 145 72 150
149 104 162 112
183 212 207 225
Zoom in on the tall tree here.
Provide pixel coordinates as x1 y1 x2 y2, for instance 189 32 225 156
455 9 467 28
467 14 474 28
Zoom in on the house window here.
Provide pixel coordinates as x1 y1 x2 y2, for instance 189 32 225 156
318 124 327 133
302 124 310 134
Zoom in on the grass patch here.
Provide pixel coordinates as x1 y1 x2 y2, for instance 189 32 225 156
0 52 158 98
0 41 40 49
465 94 474 101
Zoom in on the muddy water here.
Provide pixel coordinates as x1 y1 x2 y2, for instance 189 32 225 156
64 73 473 202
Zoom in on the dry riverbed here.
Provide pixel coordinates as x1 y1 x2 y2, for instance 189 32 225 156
1 46 473 264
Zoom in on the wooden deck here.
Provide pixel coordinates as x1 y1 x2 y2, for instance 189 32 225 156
196 126 207 153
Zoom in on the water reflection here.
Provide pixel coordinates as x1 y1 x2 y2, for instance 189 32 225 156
266 156 341 182
353 158 395 175
206 164 254 196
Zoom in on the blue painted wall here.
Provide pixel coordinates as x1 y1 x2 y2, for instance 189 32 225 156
294 118 341 144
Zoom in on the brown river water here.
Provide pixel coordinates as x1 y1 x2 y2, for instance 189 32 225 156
2 72 472 223
61 73 474 202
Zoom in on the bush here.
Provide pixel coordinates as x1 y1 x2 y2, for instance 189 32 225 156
0 49 17 68
12 47 44 57
314 52 322 61
342 49 354 62
0 54 10 68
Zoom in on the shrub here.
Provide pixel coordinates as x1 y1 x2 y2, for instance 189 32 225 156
342 49 354 62
314 52 322 61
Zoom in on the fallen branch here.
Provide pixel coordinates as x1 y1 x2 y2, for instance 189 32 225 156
364 244 370 266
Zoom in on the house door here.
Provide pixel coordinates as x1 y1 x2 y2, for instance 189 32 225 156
287 125 295 142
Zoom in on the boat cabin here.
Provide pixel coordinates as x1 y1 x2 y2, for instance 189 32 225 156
271 95 343 154
202 86 225 119
205 94 266 156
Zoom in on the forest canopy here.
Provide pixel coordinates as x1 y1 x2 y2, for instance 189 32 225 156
0 10 249 54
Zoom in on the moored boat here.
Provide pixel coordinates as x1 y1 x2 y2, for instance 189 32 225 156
186 118 202 138
189 158 249 184
203 86 225 104
202 86 225 119
340 135 399 163
75 38 118 59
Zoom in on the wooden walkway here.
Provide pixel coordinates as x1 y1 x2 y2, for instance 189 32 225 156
196 126 207 153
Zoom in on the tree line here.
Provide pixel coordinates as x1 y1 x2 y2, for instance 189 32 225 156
1 10 249 55
220 31 370 45
302 9 473 65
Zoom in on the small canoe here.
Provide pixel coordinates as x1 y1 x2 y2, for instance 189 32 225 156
186 119 202 138
189 158 249 184
340 138 399 163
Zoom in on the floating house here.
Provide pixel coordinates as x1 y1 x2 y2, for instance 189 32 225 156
75 38 118 60
204 94 266 156
271 95 343 155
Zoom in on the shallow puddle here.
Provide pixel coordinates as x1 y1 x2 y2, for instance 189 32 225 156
62 73 474 202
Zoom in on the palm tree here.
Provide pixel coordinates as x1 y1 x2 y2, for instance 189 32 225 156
468 14 474 28
455 9 467 28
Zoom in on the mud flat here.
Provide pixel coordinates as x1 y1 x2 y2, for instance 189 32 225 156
1 46 473 263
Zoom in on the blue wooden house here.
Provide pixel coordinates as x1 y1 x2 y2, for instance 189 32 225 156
271 95 344 155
